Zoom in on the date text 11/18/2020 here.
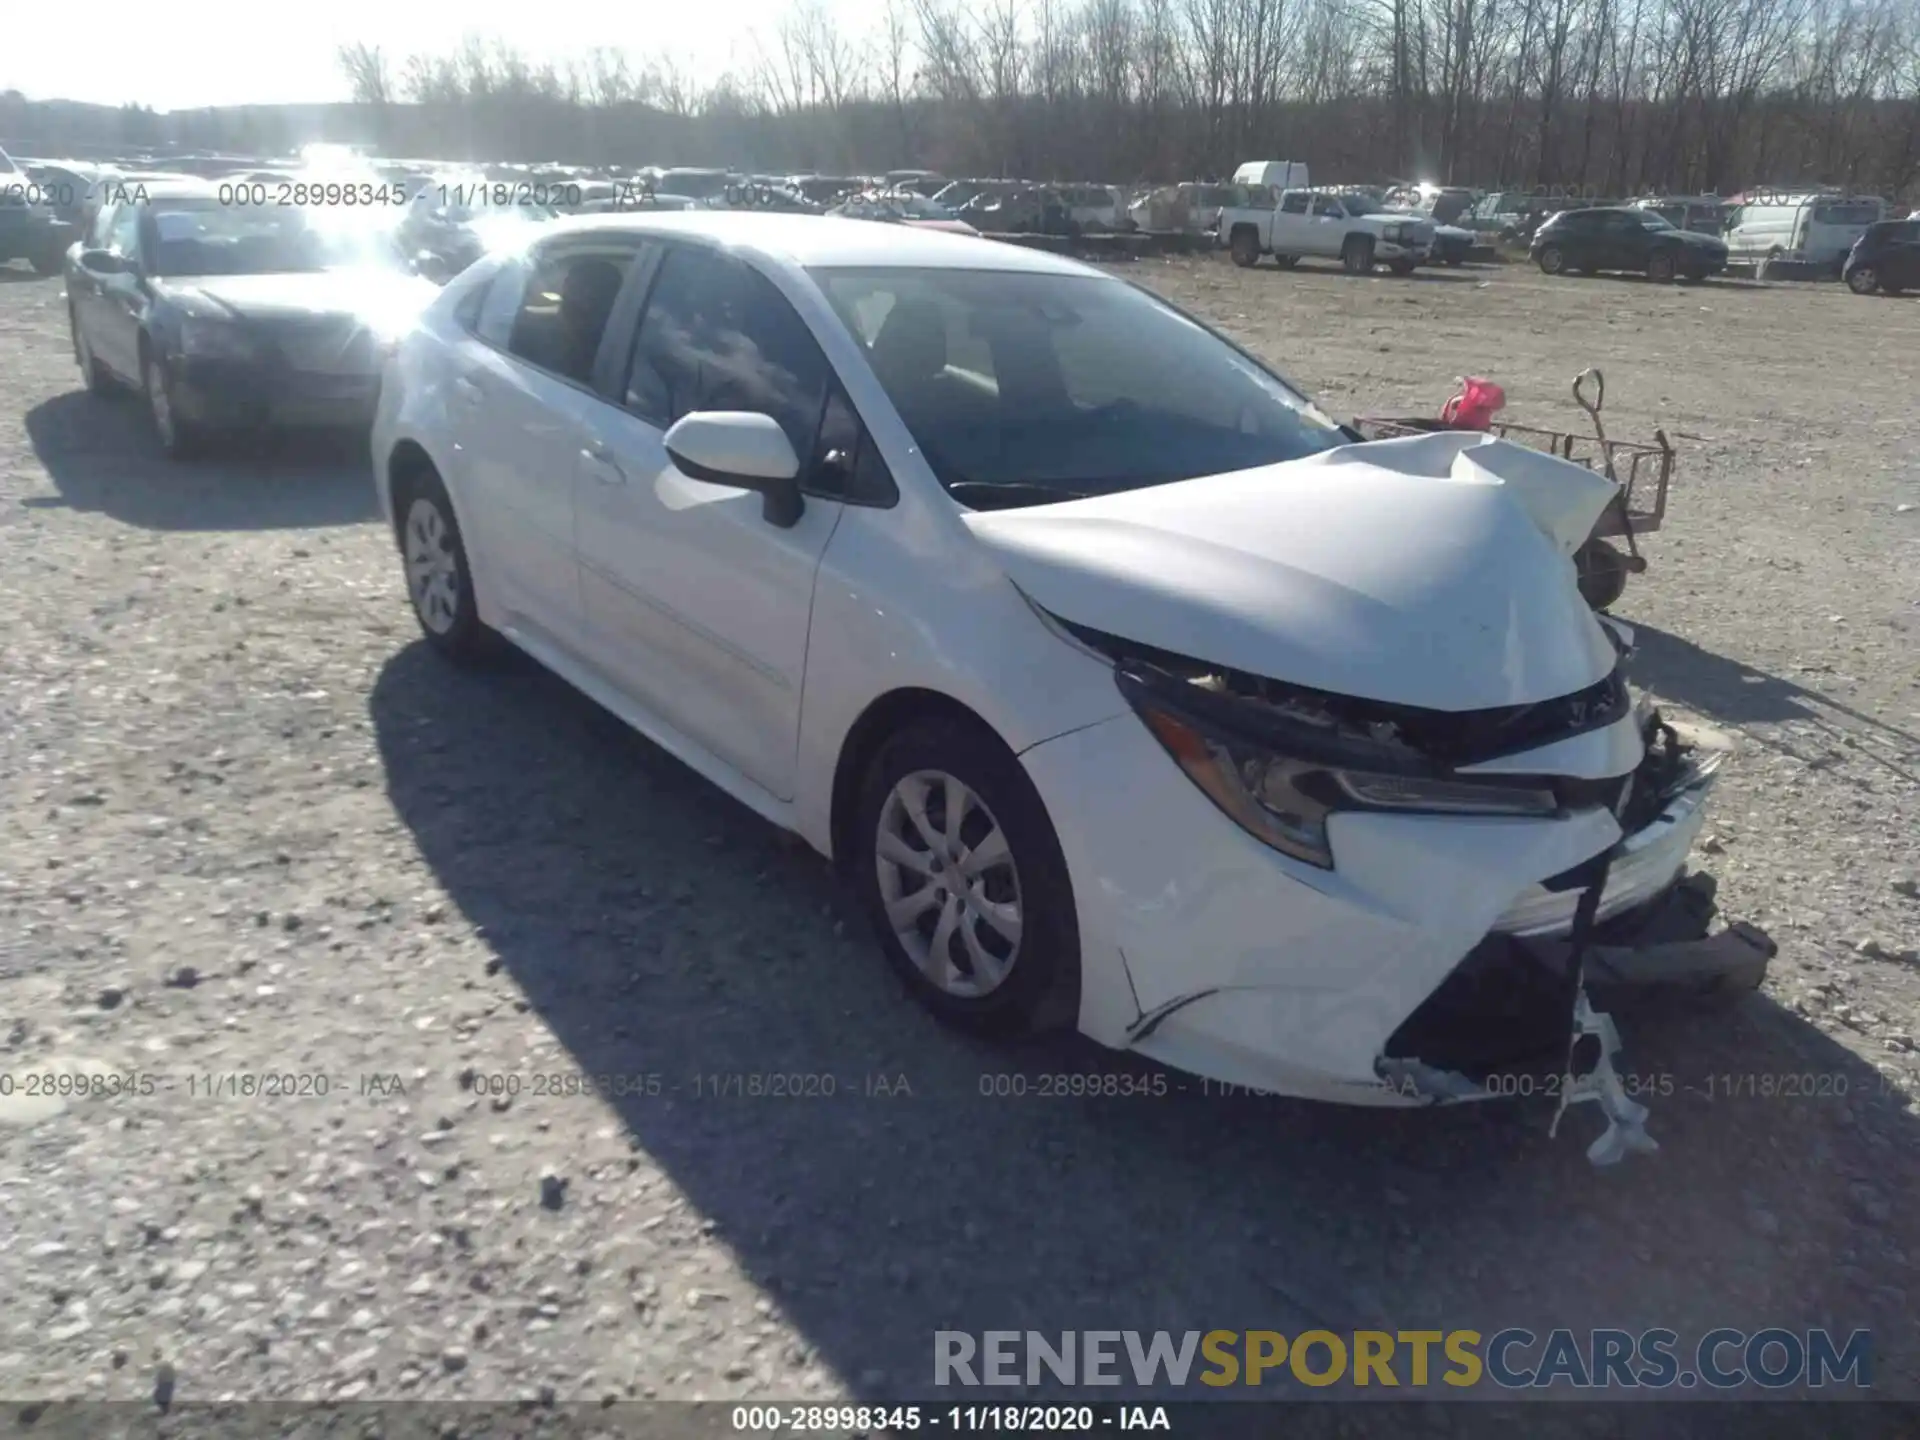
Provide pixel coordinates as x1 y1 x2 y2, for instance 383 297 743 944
729 1405 1171 1432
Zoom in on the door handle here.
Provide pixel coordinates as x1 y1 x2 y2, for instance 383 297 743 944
579 446 627 486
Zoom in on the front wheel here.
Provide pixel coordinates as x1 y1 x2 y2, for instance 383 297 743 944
1388 258 1417 276
852 718 1080 1037
1646 250 1677 283
142 348 204 460
1228 226 1261 268
1846 265 1880 295
1537 244 1566 275
1341 235 1375 274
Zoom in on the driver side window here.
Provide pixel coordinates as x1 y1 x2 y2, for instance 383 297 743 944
1310 196 1344 219
1280 193 1310 215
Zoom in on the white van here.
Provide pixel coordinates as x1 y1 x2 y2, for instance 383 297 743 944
1723 192 1886 268
1232 160 1310 192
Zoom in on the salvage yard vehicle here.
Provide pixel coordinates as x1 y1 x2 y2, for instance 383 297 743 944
1223 187 1435 273
0 146 68 275
372 212 1771 1162
66 181 438 458
1531 206 1728 282
1722 191 1885 271
1842 218 1920 295
400 184 559 278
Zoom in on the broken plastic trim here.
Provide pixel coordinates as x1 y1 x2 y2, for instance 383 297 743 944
1074 616 1632 773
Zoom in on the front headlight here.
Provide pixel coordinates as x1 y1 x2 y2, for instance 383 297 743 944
178 318 256 358
1130 689 1559 870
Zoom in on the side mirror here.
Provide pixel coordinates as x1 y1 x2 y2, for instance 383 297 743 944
79 247 124 274
663 411 804 528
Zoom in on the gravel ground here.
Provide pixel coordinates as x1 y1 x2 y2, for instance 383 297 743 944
2 253 1917 1429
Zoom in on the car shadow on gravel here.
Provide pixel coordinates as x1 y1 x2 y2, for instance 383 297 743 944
23 391 376 531
1628 622 1919 771
371 643 1920 1407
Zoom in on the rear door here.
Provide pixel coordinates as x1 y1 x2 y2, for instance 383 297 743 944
574 243 850 800
453 234 652 655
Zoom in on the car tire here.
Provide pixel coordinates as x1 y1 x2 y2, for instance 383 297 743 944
31 250 64 278
1646 250 1677 283
392 467 500 664
1537 244 1566 275
1574 537 1630 611
1228 226 1261 268
1846 266 1880 295
70 307 114 396
851 716 1080 1038
141 345 205 461
1444 255 1463 267
1341 235 1375 274
1274 254 1300 269
1388 257 1417 275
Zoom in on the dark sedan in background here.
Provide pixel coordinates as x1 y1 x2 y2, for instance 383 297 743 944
1843 218 1920 295
65 182 438 459
1532 206 1729 281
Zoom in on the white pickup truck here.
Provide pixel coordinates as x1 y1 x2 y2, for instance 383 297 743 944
1222 188 1436 274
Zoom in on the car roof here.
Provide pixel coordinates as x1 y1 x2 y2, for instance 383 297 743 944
537 210 1102 277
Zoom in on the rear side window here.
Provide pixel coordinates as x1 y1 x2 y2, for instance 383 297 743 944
503 247 637 385
623 246 831 461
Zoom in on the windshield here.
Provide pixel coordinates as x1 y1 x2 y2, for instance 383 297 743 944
1637 212 1675 230
812 267 1346 508
147 201 408 277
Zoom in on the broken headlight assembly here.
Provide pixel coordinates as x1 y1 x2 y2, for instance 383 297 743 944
1121 675 1559 870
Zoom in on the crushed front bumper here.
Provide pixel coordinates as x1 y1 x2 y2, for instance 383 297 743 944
1022 688 1773 1158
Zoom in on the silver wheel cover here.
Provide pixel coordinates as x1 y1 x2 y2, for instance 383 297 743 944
875 770 1023 998
405 496 461 636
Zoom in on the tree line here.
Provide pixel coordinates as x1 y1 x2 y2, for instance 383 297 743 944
6 0 1918 197
351 0 1920 196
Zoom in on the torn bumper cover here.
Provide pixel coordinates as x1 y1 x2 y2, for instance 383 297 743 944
1378 718 1777 1161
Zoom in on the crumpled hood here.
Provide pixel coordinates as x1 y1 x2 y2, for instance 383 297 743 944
155 270 437 326
963 431 1622 712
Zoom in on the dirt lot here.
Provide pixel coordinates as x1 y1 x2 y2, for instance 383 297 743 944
2 252 1917 1428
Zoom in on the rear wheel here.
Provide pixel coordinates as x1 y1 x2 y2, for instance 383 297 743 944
1646 250 1677 283
1846 265 1880 295
1537 244 1567 275
1228 226 1261 268
394 469 499 663
1388 257 1417 276
852 717 1080 1037
1341 235 1375 274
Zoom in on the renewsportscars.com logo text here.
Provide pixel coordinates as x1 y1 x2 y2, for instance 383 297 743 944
934 1329 1873 1390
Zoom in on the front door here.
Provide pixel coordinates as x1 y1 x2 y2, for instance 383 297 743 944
575 244 845 801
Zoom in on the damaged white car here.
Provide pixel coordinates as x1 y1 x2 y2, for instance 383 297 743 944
373 214 1773 1160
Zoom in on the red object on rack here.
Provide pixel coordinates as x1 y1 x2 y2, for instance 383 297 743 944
1439 376 1506 430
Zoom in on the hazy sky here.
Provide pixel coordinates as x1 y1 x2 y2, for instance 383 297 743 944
3 0 890 111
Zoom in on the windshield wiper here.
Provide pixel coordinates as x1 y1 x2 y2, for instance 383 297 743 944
946 479 1094 510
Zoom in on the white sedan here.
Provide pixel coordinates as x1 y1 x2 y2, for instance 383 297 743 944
372 213 1769 1153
